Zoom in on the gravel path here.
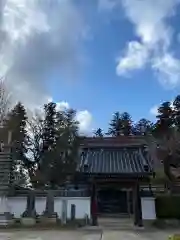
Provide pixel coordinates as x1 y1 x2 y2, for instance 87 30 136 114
0 228 178 240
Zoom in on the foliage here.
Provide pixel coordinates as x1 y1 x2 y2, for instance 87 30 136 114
154 101 173 139
151 170 169 184
27 112 44 164
48 108 80 187
2 86 180 187
107 111 133 136
7 102 29 163
30 106 80 188
3 102 30 185
120 112 132 136
93 128 103 137
155 195 180 219
39 102 57 183
133 118 153 135
173 95 180 131
107 111 122 136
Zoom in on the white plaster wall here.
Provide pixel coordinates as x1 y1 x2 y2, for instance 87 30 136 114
67 197 90 219
54 197 62 218
8 197 27 218
141 197 156 220
35 197 46 215
7 196 90 220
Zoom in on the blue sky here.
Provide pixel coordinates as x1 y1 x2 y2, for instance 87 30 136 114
1 0 180 134
50 0 180 132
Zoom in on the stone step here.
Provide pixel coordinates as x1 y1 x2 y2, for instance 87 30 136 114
98 213 129 218
98 217 134 230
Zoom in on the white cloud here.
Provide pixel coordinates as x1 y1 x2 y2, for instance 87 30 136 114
116 41 149 75
114 0 180 88
56 101 93 133
27 98 92 133
0 0 87 108
56 101 70 111
152 53 180 88
76 110 93 134
150 105 158 116
121 0 175 46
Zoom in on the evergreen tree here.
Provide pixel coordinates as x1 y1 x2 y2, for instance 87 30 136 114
49 108 80 186
34 107 80 188
93 128 104 137
154 101 173 139
42 102 57 151
7 102 29 163
39 102 57 183
5 102 30 184
173 95 180 131
120 112 132 136
133 118 153 135
107 112 123 136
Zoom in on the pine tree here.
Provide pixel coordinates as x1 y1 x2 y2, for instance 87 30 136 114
36 106 80 187
40 102 57 180
173 95 180 131
120 112 132 136
49 108 80 186
5 102 29 185
133 118 153 135
42 102 57 151
7 102 29 162
154 101 173 139
107 112 123 136
94 128 104 137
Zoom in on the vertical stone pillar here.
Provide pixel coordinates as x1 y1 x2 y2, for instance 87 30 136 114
21 190 36 226
61 199 67 225
0 196 13 226
43 190 57 223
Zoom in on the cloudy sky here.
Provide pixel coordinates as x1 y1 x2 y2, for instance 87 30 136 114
1 0 180 133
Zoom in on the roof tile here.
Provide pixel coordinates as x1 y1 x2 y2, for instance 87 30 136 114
79 147 153 175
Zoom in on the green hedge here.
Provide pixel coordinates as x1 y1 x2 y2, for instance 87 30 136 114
156 195 180 219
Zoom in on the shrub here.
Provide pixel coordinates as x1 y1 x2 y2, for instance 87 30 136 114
156 195 180 219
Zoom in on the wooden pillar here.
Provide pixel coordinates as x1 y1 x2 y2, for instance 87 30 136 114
127 190 131 215
91 181 98 226
133 182 143 227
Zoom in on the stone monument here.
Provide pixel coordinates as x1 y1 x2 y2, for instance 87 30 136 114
0 130 14 226
42 190 58 224
21 190 37 226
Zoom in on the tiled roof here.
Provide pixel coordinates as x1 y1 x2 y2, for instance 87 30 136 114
78 147 153 175
80 136 148 148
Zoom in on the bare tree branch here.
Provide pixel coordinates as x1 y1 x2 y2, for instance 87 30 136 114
26 112 44 163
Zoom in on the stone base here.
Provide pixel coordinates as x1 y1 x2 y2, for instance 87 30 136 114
143 219 155 228
0 214 14 226
40 216 57 224
20 217 36 226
